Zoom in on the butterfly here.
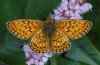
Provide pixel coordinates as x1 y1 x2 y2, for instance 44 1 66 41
7 19 92 53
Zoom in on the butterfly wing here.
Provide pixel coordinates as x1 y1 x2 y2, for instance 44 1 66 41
29 29 49 53
55 20 92 39
51 29 71 53
7 19 44 40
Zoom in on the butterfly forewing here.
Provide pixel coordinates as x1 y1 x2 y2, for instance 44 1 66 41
29 29 49 53
51 29 71 53
55 20 92 39
7 19 44 40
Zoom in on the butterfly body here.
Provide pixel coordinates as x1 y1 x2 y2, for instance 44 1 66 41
43 20 56 39
7 19 92 53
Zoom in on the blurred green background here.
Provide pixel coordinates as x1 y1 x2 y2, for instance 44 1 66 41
0 0 100 65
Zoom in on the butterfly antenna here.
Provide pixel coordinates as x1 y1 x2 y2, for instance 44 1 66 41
33 7 48 19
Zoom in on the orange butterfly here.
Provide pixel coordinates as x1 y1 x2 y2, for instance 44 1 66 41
7 19 92 53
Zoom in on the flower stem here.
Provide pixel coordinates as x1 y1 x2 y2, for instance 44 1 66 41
50 56 56 65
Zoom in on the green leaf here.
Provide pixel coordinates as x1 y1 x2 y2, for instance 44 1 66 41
50 55 57 65
65 37 100 65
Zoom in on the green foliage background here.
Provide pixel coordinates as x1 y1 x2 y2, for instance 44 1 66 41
0 0 100 65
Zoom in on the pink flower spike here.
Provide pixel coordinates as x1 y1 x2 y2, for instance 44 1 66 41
80 3 92 13
22 44 52 65
52 0 92 20
38 61 44 65
42 57 48 63
54 10 60 15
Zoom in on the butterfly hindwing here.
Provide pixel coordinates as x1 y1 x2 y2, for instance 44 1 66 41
29 29 49 53
56 20 92 39
51 29 71 53
7 19 44 40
